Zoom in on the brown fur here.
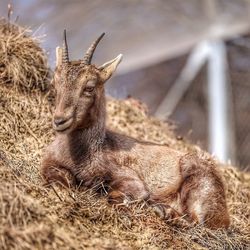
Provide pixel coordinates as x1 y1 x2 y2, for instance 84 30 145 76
41 37 230 229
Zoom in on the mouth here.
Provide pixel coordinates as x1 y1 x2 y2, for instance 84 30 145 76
53 117 74 132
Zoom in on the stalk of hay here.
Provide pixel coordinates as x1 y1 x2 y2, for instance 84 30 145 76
0 18 50 91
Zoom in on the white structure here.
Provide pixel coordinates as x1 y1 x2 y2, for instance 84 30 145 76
155 40 236 163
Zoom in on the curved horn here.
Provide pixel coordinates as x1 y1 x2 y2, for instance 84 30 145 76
62 29 69 63
82 32 105 65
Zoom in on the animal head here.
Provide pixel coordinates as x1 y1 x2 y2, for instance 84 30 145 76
52 30 122 133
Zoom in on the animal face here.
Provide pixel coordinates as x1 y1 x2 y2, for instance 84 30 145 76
52 31 122 133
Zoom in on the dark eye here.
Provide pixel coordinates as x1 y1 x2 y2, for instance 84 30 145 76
84 86 94 92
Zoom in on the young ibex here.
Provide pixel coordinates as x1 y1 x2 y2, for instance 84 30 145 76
41 31 230 229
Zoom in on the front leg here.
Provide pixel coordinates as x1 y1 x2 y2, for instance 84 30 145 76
108 175 149 204
41 157 76 188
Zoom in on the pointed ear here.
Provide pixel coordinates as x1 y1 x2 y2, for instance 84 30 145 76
56 46 63 67
98 54 123 82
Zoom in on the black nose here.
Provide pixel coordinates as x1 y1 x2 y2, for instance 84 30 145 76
54 117 68 126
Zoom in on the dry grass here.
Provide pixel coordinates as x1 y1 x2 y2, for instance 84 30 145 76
0 20 249 250
0 19 49 91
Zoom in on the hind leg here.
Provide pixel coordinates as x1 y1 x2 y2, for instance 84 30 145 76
179 154 230 229
180 179 230 229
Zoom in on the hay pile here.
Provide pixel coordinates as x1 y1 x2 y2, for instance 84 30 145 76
0 21 249 250
0 19 49 91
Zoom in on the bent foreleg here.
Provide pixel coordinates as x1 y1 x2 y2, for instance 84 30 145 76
108 175 149 204
41 158 76 188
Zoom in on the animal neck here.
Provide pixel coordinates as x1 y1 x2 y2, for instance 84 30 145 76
65 92 106 161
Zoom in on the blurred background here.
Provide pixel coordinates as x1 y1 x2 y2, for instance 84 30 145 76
1 0 250 170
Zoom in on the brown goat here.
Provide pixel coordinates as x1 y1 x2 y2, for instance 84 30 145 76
41 31 230 229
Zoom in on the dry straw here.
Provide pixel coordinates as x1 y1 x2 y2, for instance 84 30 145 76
0 18 49 91
0 20 249 249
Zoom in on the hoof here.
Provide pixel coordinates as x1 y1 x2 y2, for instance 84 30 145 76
151 204 166 219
